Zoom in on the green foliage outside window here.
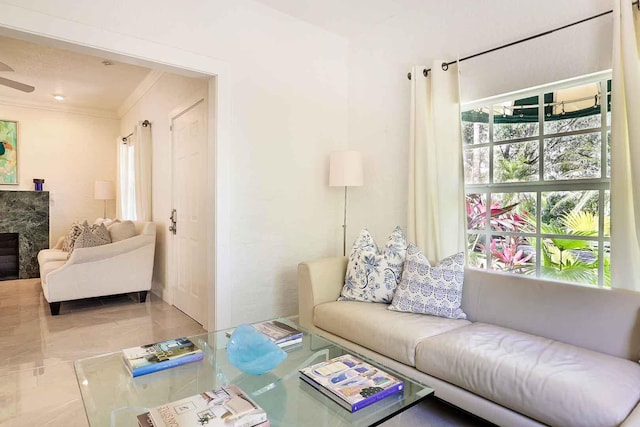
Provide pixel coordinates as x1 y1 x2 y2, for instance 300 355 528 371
462 78 611 287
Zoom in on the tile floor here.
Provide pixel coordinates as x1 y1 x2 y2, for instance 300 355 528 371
0 279 205 427
0 279 492 427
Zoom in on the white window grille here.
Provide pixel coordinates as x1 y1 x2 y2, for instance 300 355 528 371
462 72 611 287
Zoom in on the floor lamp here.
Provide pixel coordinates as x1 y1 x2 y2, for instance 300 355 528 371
329 151 363 256
94 180 115 219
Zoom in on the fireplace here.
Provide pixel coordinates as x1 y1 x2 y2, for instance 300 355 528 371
0 191 49 279
0 233 19 280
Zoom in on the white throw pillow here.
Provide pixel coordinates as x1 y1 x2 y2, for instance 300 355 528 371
108 220 136 242
338 227 408 303
389 244 467 319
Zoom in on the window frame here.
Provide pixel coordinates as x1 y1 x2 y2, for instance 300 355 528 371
462 71 611 287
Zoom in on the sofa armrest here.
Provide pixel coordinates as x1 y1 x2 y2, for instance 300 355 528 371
298 256 347 330
66 234 155 265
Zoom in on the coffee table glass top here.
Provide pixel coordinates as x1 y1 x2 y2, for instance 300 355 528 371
74 319 433 427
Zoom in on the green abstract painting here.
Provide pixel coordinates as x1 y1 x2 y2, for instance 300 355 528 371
0 120 17 184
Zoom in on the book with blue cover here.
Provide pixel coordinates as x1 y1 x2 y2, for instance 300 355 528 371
299 354 404 412
122 337 203 377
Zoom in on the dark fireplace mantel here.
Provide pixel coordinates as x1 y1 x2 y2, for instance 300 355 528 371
0 191 49 279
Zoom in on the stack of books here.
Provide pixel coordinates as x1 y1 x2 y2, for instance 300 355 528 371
137 384 269 427
299 354 404 413
122 337 203 377
227 320 303 349
252 321 303 348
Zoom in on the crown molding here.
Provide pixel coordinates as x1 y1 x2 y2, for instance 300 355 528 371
117 69 165 118
0 95 118 119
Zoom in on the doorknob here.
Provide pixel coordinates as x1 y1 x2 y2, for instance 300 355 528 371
169 209 177 235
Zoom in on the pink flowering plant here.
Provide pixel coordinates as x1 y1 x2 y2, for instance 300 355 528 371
466 194 534 272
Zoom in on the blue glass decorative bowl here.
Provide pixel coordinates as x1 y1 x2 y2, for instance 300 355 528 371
227 324 287 375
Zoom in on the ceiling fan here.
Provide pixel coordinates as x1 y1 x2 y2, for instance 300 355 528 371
0 61 35 93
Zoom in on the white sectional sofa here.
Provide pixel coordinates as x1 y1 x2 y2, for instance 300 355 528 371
37 221 156 315
298 256 640 427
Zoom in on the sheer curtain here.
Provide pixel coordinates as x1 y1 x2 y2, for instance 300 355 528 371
118 139 136 220
117 123 152 221
611 0 640 291
407 62 465 264
134 124 152 221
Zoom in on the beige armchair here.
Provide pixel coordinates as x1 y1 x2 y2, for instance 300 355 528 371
37 222 156 315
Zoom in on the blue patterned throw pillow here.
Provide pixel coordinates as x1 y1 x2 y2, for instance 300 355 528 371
389 244 466 319
338 227 408 303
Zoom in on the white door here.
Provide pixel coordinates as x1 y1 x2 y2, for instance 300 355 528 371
171 99 208 325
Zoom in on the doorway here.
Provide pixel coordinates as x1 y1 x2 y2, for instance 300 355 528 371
0 23 231 331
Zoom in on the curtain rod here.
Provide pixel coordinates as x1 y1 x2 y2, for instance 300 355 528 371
408 1 639 80
121 120 151 142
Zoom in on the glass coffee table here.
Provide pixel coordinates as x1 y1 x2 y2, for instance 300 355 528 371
75 319 433 426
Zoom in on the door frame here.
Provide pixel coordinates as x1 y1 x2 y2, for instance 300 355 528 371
168 94 208 327
0 10 233 331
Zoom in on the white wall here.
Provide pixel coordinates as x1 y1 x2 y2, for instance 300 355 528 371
0 104 118 243
119 73 208 299
346 1 614 246
0 0 350 327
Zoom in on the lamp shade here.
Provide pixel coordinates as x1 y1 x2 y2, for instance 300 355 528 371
329 150 363 187
94 180 115 200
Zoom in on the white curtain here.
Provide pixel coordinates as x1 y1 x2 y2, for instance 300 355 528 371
117 123 152 221
118 139 136 220
611 0 640 291
407 62 466 264
134 124 153 221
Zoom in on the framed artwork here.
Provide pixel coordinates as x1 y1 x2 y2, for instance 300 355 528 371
0 119 18 185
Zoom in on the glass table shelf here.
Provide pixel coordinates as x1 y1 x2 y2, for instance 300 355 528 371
75 320 433 426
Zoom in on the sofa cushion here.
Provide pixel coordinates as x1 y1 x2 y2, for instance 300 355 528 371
389 245 466 319
314 300 470 366
108 220 136 242
415 322 640 427
338 227 407 303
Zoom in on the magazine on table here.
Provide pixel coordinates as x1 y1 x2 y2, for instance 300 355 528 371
137 384 269 427
122 337 203 377
299 354 404 413
226 320 303 348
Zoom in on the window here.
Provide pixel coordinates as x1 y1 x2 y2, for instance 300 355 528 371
462 74 611 287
